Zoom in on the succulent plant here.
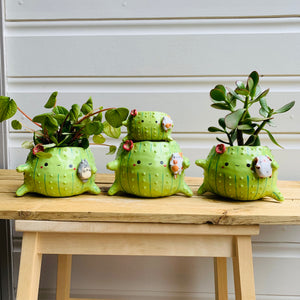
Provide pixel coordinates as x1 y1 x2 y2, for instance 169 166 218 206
208 71 295 148
0 92 129 156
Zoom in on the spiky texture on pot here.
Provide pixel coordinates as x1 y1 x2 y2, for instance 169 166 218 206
16 147 100 197
196 145 283 201
123 111 173 142
107 140 192 197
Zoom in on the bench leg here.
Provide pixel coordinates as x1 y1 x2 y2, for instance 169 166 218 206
56 254 72 300
233 236 256 300
214 257 228 300
16 232 42 300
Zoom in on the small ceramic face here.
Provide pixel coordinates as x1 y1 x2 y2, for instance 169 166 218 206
16 147 100 197
77 159 92 182
107 141 192 197
169 152 183 178
196 145 283 201
253 155 273 178
123 111 173 141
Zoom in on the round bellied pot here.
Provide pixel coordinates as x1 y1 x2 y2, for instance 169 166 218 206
195 144 283 201
107 140 193 197
16 147 100 197
122 110 173 142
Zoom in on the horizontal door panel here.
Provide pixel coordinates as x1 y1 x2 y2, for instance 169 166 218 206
6 0 300 20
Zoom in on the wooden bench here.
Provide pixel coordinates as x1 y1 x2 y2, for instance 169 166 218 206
1 169 300 300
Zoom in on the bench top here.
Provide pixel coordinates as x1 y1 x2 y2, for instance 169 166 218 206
1 169 300 225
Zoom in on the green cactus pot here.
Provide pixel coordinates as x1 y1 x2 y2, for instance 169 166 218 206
123 110 173 142
16 147 101 197
107 140 193 197
196 145 283 201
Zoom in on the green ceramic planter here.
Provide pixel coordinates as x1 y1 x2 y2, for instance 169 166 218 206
196 145 283 201
107 140 193 197
123 110 173 142
16 147 100 197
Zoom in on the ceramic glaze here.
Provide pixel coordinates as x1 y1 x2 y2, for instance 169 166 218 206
16 147 100 197
123 111 173 142
107 140 193 197
196 145 283 201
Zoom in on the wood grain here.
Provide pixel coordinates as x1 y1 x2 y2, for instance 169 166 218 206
2 169 300 225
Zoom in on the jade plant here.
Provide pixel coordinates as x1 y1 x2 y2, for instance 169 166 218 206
208 71 295 148
0 92 129 156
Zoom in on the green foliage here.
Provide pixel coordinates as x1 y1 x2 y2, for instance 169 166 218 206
0 92 129 154
208 71 295 147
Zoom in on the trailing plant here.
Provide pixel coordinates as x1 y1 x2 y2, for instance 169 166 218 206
208 71 295 148
0 92 129 156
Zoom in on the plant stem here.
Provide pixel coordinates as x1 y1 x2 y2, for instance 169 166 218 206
245 120 268 145
17 107 42 128
76 107 115 124
237 130 244 145
57 112 70 141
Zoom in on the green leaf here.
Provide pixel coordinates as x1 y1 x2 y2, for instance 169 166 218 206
105 108 129 128
53 106 68 115
21 141 34 149
44 115 59 135
50 135 59 145
69 104 81 121
246 77 254 93
245 117 272 122
93 112 102 122
0 96 18 122
208 126 224 133
245 135 260 146
235 81 246 89
224 109 245 129
249 71 259 88
44 91 58 109
275 101 295 114
32 113 52 124
210 87 226 102
43 143 56 149
253 89 269 103
85 121 104 135
263 128 283 148
53 114 67 124
93 134 106 144
237 124 253 130
259 107 269 118
81 97 93 115
259 98 270 113
215 85 226 94
80 138 90 149
11 120 22 130
226 87 245 102
211 103 230 110
248 71 259 98
218 118 226 129
106 145 117 155
235 88 249 96
103 121 121 138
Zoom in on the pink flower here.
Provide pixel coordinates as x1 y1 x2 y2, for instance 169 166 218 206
32 143 44 155
130 109 138 117
123 140 134 151
215 144 226 154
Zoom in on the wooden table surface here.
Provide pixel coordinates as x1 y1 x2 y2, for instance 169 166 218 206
1 169 300 225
